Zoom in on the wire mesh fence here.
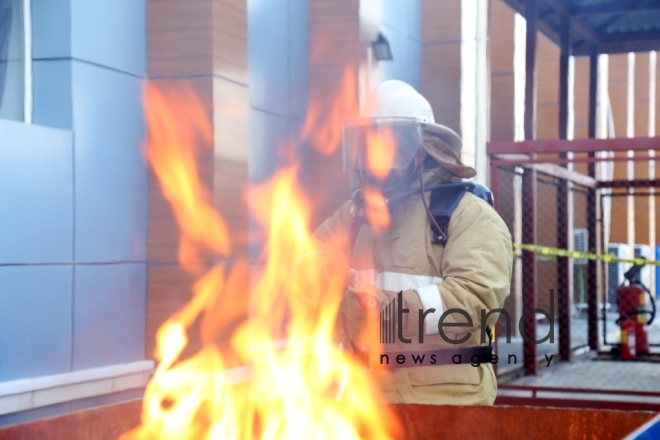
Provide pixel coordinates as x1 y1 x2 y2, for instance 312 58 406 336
490 159 660 378
493 163 596 377
493 159 660 380
600 188 660 350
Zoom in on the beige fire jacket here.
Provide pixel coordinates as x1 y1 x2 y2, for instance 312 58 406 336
314 170 513 406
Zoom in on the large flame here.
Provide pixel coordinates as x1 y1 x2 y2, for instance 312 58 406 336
301 66 359 156
122 82 400 439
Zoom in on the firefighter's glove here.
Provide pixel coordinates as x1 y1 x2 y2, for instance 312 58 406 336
340 288 422 345
293 250 349 303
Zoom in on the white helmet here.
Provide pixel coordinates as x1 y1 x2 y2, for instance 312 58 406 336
342 80 466 187
362 80 435 123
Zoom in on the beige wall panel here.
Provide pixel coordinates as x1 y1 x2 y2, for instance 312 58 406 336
632 53 650 246
490 0 515 75
307 0 360 229
311 0 359 22
146 265 203 358
536 105 559 140
657 54 660 136
214 78 250 162
535 33 559 140
608 55 630 245
213 0 249 84
422 0 461 42
422 42 462 133
609 54 628 140
146 77 216 265
572 57 590 176
147 0 249 359
634 53 650 138
421 0 461 135
148 0 214 76
214 158 249 259
491 75 515 141
489 0 515 141
573 57 590 139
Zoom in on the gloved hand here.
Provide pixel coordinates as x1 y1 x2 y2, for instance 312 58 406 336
338 287 425 347
338 286 385 348
292 250 349 304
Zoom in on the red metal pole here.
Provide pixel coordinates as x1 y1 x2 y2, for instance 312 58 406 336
587 44 599 350
522 168 537 375
557 12 572 362
522 0 538 375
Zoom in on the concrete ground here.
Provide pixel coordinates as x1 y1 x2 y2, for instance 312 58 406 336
495 313 660 374
506 356 660 392
495 313 660 406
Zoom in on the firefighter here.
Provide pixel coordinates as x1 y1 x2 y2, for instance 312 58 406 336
314 80 513 405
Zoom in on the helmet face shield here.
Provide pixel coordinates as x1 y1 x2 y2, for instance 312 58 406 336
342 117 423 185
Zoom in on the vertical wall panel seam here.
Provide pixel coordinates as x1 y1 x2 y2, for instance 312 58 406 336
71 127 77 371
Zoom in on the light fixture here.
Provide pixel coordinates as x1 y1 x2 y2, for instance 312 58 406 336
372 32 393 61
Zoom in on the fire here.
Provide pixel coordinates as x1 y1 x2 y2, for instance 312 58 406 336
361 126 397 233
122 83 400 439
362 188 391 234
301 66 359 156
364 127 397 180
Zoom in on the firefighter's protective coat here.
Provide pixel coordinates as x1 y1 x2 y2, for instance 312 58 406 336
313 166 513 405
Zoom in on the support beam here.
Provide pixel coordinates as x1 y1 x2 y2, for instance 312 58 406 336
587 44 599 351
596 179 660 189
588 45 599 139
522 0 538 374
500 0 560 46
522 168 538 376
525 0 538 141
492 155 598 187
572 1 660 16
487 136 660 155
595 40 660 56
540 0 599 45
557 13 572 362
559 15 571 140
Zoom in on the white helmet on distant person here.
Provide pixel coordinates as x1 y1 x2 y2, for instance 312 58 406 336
342 80 474 193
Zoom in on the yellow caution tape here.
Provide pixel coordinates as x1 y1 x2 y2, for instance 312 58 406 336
513 243 660 267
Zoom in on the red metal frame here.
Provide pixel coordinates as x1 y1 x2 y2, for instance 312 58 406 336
486 139 660 375
495 396 660 411
597 179 660 189
488 137 660 155
492 154 658 166
499 384 660 398
497 384 660 411
522 170 537 375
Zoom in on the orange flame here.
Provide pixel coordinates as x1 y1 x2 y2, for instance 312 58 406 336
301 64 396 234
362 188 391 234
122 83 399 439
144 83 230 270
364 127 397 180
301 66 359 156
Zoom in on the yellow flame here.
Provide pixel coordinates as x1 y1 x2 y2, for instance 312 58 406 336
364 127 396 181
301 66 359 156
122 82 400 439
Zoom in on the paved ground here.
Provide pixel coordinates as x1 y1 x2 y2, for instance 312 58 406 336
495 315 660 374
508 356 660 392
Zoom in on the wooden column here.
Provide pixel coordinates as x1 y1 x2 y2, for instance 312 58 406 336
307 0 361 228
587 44 599 350
146 0 249 358
557 13 572 361
524 0 537 140
523 0 537 375
522 167 538 375
422 1 463 134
